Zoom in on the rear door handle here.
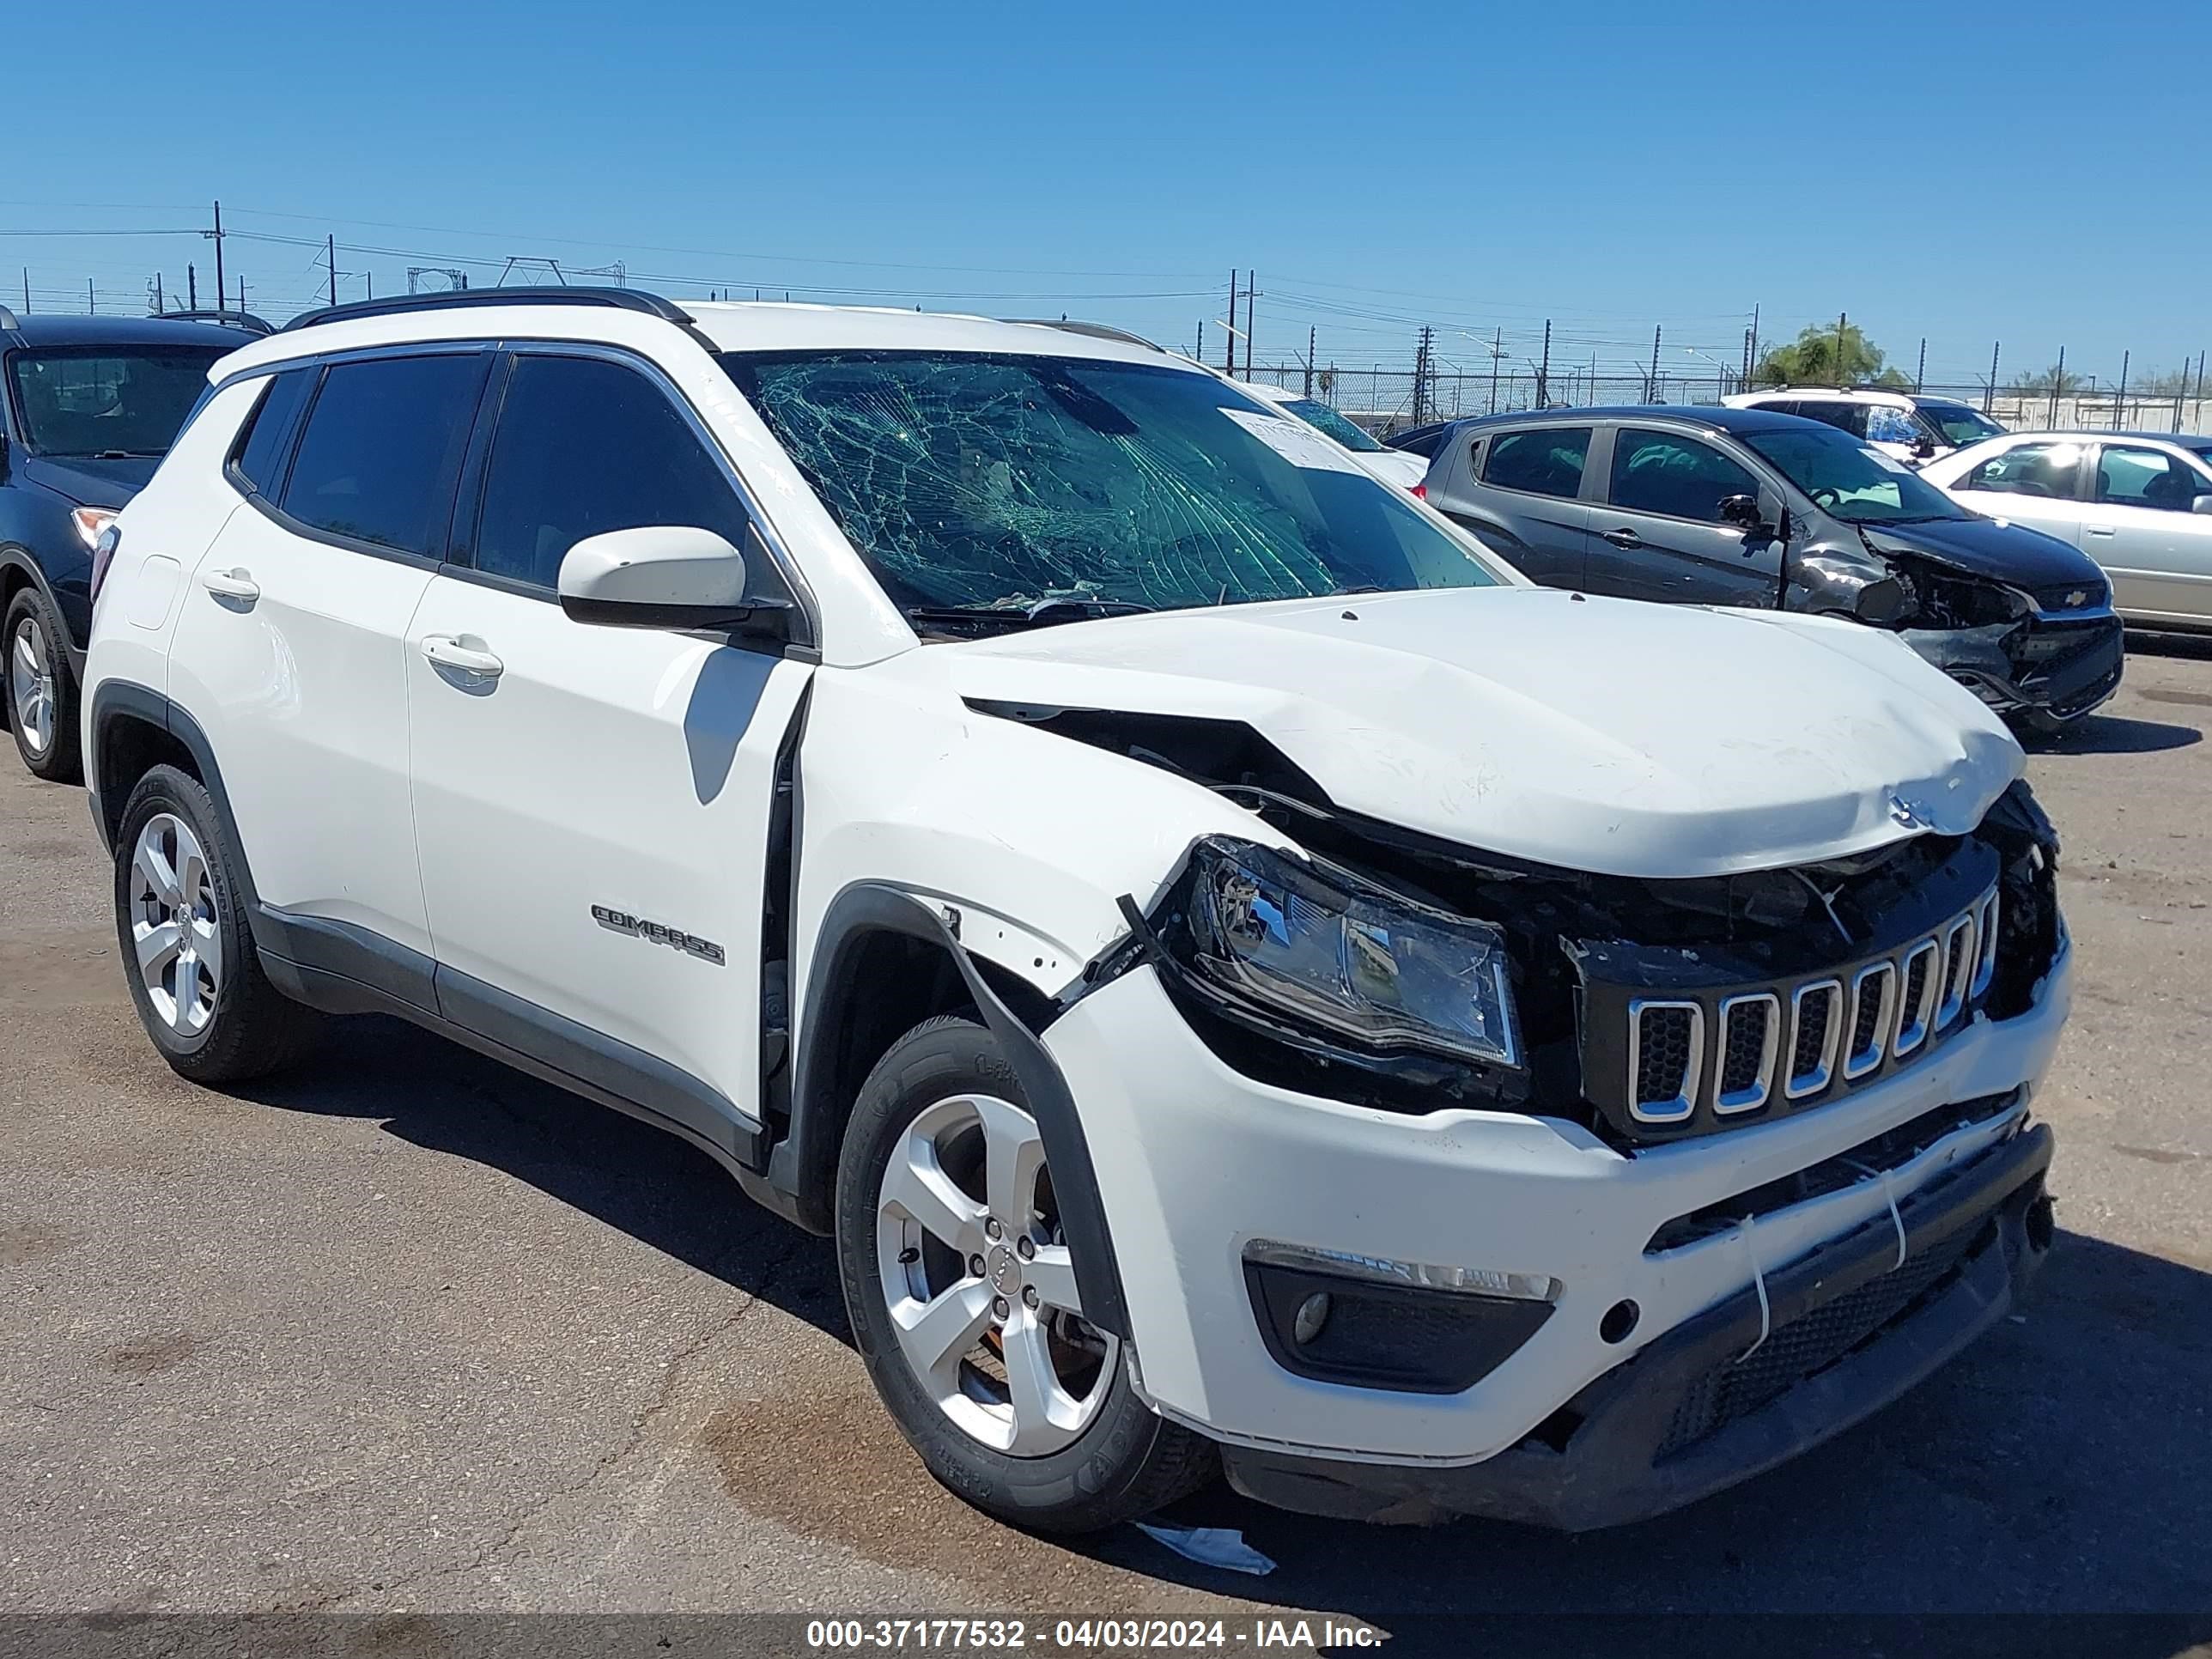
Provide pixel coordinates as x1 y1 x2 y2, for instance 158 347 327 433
420 635 505 679
199 568 259 603
1601 528 1644 549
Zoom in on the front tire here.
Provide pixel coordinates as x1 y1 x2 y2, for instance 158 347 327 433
835 1014 1213 1534
6 586 81 782
113 765 319 1083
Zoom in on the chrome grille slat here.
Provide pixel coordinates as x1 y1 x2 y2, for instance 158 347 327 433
1784 979 1843 1099
1893 939 1942 1057
1713 993 1780 1115
1844 962 1897 1079
1936 915 1974 1031
1628 999 1703 1124
1972 891 2000 999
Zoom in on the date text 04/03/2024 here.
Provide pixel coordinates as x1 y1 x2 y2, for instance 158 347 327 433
803 1617 1384 1650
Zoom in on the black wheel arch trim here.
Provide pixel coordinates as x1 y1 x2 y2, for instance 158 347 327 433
774 880 1131 1340
1 546 87 673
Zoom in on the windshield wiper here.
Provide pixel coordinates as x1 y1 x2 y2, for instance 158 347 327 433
905 598 1154 630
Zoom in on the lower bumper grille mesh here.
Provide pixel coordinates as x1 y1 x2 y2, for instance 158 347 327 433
1654 1218 1990 1462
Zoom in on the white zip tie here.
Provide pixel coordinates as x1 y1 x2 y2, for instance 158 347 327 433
1848 1158 1910 1272
1733 1215 1771 1364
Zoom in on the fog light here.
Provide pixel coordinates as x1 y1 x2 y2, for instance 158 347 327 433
1292 1291 1332 1346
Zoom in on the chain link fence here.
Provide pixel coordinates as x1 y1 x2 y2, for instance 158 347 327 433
1238 363 2212 439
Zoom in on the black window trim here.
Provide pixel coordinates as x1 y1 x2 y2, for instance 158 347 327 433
439 339 817 646
222 367 314 506
1601 422 1765 527
1478 421 1596 502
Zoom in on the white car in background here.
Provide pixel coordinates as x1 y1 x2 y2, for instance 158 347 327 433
1921 430 2212 630
1237 379 1430 489
1725 386 2007 466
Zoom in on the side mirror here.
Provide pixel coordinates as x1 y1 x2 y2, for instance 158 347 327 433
1911 435 1938 460
1718 494 1765 530
557 526 787 635
2193 495 2212 517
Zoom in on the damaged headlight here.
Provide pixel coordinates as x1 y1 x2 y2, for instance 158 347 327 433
1173 837 1522 1067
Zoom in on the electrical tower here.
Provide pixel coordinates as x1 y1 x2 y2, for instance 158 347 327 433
408 267 470 294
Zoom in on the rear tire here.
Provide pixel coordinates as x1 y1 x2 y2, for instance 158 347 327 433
836 1014 1214 1534
113 765 319 1083
6 586 82 782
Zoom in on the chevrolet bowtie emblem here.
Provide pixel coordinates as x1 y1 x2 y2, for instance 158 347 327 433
2065 589 2088 607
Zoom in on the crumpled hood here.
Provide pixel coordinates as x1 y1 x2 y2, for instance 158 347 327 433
947 587 2024 879
21 454 157 507
1860 514 2102 590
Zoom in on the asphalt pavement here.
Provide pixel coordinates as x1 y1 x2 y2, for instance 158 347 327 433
3 644 2209 1651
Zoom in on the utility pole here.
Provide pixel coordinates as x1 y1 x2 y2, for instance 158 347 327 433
1304 325 1316 397
1243 270 1255 379
2196 349 2207 431
1223 270 1237 374
1650 325 1662 403
153 273 164 314
1412 326 1433 425
211 201 225 314
2051 345 2066 427
2115 349 2129 430
237 276 247 317
1834 312 1849 385
1985 342 2000 416
88 277 95 314
328 234 338 308
1196 319 1204 362
1536 319 1552 407
1915 337 1926 394
21 269 28 313
187 264 198 310
1490 326 1503 415
1748 303 1759 380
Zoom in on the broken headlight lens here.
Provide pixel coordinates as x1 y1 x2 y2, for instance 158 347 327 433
1176 837 1521 1068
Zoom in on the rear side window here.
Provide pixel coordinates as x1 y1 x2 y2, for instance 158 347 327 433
1793 401 1869 438
2097 445 2208 513
1609 429 1758 522
470 355 750 591
228 368 315 497
1961 441 2085 501
1482 428 1590 498
279 354 485 557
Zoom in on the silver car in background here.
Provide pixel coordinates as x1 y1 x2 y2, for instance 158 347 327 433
1922 432 2212 630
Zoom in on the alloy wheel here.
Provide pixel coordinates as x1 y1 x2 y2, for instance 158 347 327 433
875 1092 1117 1456
129 812 223 1036
9 616 55 757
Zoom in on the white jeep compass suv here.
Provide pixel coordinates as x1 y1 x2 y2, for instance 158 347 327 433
82 289 2071 1534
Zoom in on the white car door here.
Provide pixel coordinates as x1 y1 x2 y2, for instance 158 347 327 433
1940 438 2098 548
168 350 490 962
2086 442 2212 623
405 347 810 1159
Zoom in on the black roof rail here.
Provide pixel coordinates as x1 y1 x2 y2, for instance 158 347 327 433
1002 318 1162 352
158 307 276 335
280 285 693 334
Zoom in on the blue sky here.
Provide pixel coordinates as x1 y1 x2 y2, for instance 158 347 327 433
9 1 2209 392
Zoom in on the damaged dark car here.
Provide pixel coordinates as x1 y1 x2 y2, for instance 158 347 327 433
1418 405 2123 732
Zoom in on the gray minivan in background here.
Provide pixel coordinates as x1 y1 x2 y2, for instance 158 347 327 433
1419 405 2124 732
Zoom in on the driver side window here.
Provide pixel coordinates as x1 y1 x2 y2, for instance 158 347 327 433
470 354 753 592
2097 445 2209 514
1961 442 2085 500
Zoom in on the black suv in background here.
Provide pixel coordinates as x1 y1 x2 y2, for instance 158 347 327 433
1419 405 2124 732
1 308 262 778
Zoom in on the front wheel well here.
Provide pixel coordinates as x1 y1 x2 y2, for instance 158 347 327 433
778 916 1060 1232
94 711 200 844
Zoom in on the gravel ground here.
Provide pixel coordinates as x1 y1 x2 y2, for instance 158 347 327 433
2 643 2209 1653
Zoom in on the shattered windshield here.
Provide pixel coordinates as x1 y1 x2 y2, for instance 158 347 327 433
1746 427 1972 524
720 350 1499 624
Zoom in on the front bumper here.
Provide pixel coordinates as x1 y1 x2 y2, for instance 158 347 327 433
1906 613 2124 721
1044 942 2071 1496
1221 1118 2052 1529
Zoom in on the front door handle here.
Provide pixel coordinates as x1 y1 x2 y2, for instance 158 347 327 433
420 635 505 680
2086 525 2117 538
199 568 260 603
1601 528 1644 549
